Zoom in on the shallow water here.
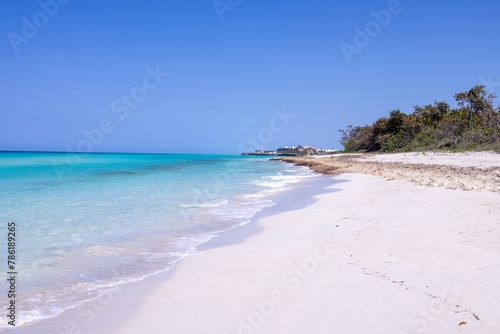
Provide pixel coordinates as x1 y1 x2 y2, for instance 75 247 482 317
0 152 316 327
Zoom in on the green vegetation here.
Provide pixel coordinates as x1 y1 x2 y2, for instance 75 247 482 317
338 86 500 152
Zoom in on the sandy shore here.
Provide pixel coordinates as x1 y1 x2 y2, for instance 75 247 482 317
117 176 500 334
276 151 500 192
19 172 500 333
16 153 500 334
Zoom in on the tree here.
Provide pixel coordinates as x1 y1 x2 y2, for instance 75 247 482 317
337 85 499 152
338 125 373 151
414 101 449 144
454 85 496 132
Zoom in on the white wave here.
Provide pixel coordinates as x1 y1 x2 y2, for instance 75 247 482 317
241 187 289 199
178 199 229 209
253 180 288 188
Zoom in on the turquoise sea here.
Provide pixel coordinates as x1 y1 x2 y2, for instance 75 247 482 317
0 152 317 327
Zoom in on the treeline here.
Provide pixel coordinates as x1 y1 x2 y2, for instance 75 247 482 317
338 86 500 152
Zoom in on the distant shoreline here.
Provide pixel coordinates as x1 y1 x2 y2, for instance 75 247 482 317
274 151 500 193
241 152 300 157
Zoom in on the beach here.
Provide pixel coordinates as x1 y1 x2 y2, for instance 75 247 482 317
0 153 318 330
16 151 500 334
277 151 500 192
4 0 500 332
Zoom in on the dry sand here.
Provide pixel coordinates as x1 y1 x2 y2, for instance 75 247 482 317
277 151 500 192
106 174 500 334
363 151 500 168
17 153 500 334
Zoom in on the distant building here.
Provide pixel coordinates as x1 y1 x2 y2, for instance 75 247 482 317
317 148 339 155
297 145 318 155
277 147 290 153
243 145 338 157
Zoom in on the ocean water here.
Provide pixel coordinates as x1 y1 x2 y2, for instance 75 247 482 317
0 152 316 327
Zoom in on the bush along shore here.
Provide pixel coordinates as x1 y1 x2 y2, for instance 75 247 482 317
338 85 500 153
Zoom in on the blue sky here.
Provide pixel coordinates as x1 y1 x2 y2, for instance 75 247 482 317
1 0 499 153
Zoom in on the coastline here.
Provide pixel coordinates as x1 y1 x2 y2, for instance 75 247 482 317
115 173 500 334
14 173 336 334
275 151 500 192
13 153 500 333
0 153 317 330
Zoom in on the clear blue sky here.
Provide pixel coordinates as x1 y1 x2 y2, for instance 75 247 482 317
1 0 499 153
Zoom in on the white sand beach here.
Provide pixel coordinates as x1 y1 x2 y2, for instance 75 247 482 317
19 153 500 334
280 151 500 192
363 151 500 168
110 175 500 334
